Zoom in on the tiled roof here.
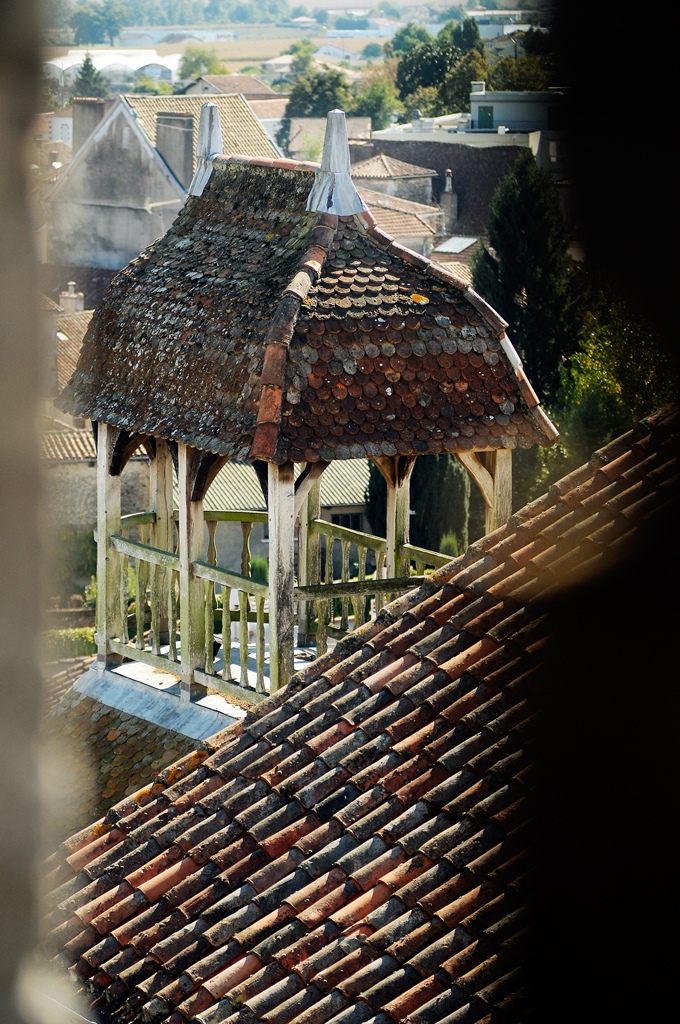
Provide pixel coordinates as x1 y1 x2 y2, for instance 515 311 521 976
123 95 278 168
200 76 277 98
42 423 97 462
247 98 289 120
41 293 63 313
58 156 556 463
42 405 679 1024
57 310 94 391
44 656 96 715
42 688 204 839
358 188 440 241
352 154 437 179
204 459 369 513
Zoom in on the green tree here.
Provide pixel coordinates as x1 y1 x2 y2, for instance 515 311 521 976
70 1 106 44
277 68 351 152
395 39 461 102
387 22 432 56
178 45 228 80
72 52 109 97
472 150 582 404
439 48 489 112
350 66 401 130
134 75 172 94
288 38 315 77
362 42 383 60
438 17 485 55
401 85 442 120
488 55 550 91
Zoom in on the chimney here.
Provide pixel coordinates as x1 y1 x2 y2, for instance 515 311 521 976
439 169 458 234
156 112 194 190
59 280 84 313
72 97 106 152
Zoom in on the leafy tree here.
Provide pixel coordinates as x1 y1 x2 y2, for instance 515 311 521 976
336 16 369 30
395 39 461 101
440 6 465 21
387 22 432 57
362 43 383 60
401 85 442 120
313 9 328 26
70 1 106 44
472 150 583 404
521 26 553 59
277 68 351 152
489 55 550 91
179 45 228 80
288 38 315 77
377 1 400 17
350 68 401 130
72 52 109 97
439 49 489 112
133 75 172 94
438 17 485 55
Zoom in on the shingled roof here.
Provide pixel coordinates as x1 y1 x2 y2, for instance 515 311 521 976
57 115 556 464
42 405 679 1024
351 155 437 180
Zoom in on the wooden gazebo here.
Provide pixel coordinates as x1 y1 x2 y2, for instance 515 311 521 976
57 106 558 700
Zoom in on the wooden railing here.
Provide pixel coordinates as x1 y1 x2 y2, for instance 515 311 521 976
103 510 451 703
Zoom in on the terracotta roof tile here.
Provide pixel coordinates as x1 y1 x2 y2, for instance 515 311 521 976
43 407 679 1023
57 156 556 460
123 94 278 168
351 155 436 180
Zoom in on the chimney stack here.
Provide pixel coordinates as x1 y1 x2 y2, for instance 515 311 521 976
72 97 107 152
156 112 194 191
59 281 84 313
439 169 458 234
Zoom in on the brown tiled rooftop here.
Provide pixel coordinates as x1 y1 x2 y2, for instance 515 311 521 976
57 153 556 462
57 310 94 391
42 405 680 1024
351 155 437 180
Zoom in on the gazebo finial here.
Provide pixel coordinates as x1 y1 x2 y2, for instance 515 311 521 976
306 109 367 216
188 102 224 197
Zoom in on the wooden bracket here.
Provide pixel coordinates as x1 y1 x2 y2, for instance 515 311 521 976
294 461 328 518
188 450 228 502
370 454 416 489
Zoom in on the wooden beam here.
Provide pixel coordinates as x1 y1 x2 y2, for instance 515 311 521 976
485 448 513 533
96 422 123 667
374 455 416 578
178 444 206 701
456 449 513 534
268 461 296 692
294 460 328 518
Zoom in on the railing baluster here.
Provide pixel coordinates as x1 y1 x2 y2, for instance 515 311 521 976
315 598 327 656
375 546 386 614
239 590 249 687
256 595 265 693
204 579 214 676
355 544 367 628
324 537 334 628
168 569 178 662
241 522 252 577
340 539 350 630
120 552 129 643
222 586 232 681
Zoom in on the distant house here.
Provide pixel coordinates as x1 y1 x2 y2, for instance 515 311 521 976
357 186 439 254
183 74 281 99
44 95 279 269
351 153 437 205
469 80 566 132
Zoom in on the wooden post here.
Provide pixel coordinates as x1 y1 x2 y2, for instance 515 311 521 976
96 422 123 667
456 449 513 535
268 461 295 692
150 438 173 653
486 449 513 533
297 475 321 645
178 444 206 701
373 455 415 579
